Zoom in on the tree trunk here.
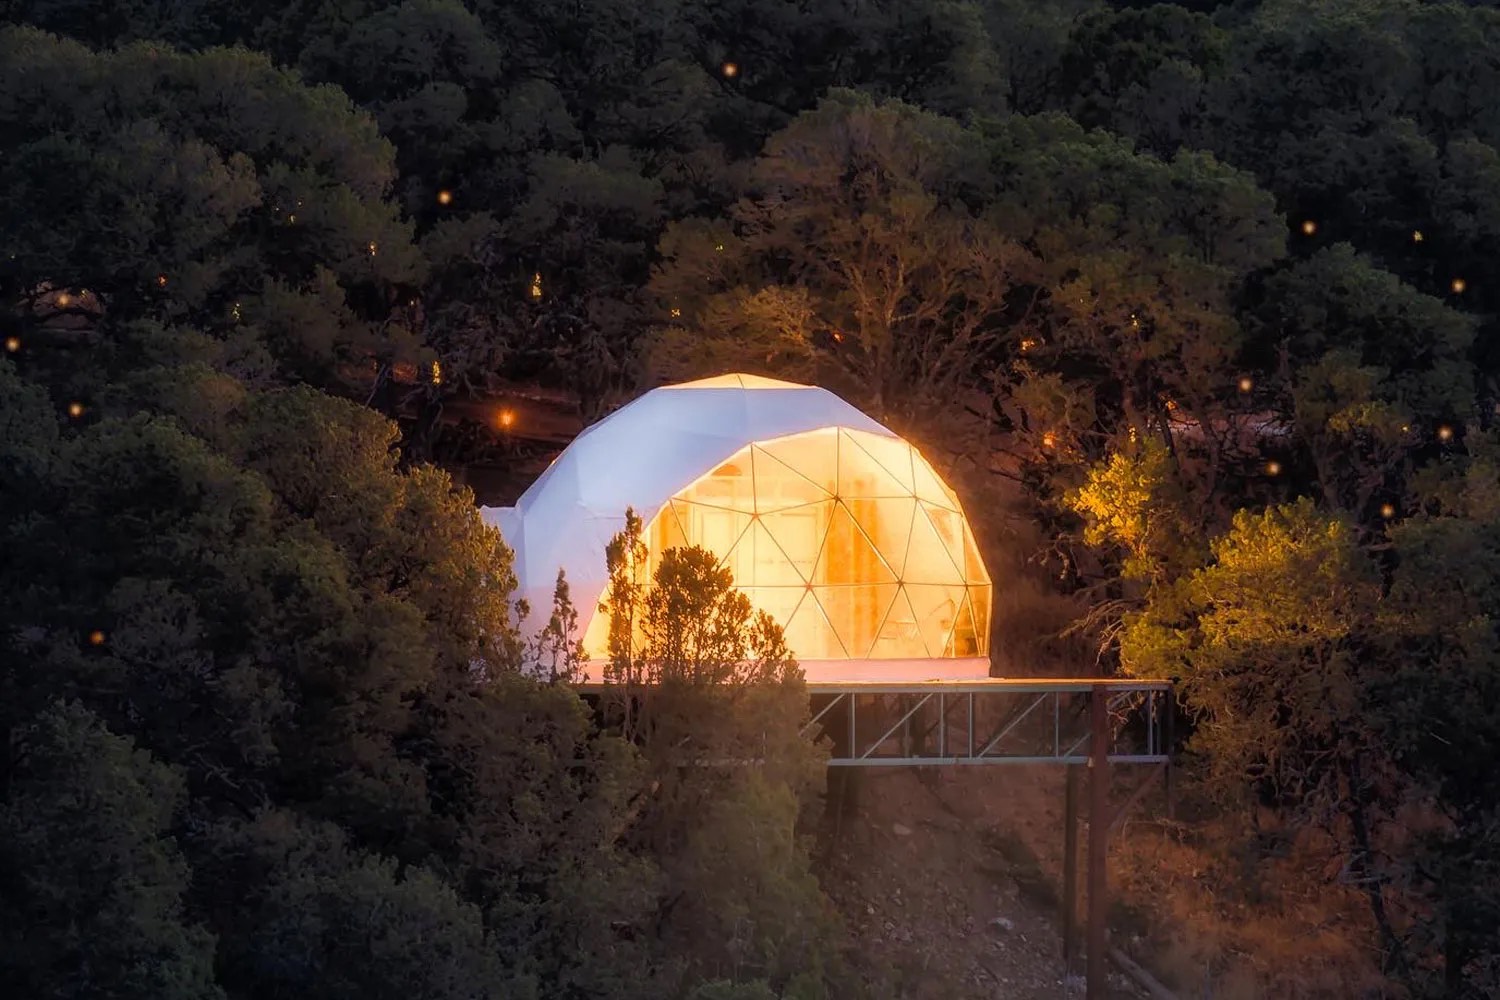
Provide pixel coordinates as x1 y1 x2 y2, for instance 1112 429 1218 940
1344 754 1407 979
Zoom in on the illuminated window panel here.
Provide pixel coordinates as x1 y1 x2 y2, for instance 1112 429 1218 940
630 427 990 662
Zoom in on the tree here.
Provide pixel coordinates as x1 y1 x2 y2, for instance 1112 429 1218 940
198 810 515 1000
0 26 424 402
1119 498 1408 972
0 702 222 1000
1245 243 1475 518
980 113 1284 584
650 90 1031 441
1055 2 1227 156
1367 431 1500 996
598 512 842 995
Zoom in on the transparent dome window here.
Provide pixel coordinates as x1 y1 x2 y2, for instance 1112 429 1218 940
583 427 991 662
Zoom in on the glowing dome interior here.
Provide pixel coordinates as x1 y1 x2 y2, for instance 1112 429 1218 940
581 426 990 663
485 374 992 683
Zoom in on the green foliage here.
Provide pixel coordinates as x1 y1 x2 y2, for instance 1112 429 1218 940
0 26 424 395
599 513 842 994
1068 437 1202 584
1122 498 1382 808
0 702 222 1000
650 90 1027 437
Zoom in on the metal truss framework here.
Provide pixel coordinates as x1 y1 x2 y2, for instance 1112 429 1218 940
804 679 1172 767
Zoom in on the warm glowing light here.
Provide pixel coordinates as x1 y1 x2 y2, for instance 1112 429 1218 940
498 409 516 429
530 272 543 299
580 424 991 662
67 402 84 418
156 274 168 287
1412 229 1424 243
4 336 18 353
722 62 738 78
1041 431 1057 449
670 307 682 318
1438 425 1454 442
1300 220 1317 236
1020 338 1036 352
1451 278 1466 294
231 302 242 322
1238 376 1254 393
56 292 72 307
1163 398 1178 411
714 244 725 252
1266 460 1282 476
368 241 378 256
430 360 442 385
288 213 297 223
1380 503 1396 519
831 330 844 343
88 630 105 646
437 189 453 206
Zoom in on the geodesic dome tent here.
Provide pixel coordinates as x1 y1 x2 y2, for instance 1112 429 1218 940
483 373 992 683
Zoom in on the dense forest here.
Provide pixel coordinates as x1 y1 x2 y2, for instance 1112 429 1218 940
2 0 1498 996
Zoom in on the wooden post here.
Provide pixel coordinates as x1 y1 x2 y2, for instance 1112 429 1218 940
1062 764 1080 975
1087 684 1110 1000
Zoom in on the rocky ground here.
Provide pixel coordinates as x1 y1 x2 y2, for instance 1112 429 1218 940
818 766 1153 1000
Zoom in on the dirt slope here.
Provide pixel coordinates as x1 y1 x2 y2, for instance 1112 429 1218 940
818 766 1150 999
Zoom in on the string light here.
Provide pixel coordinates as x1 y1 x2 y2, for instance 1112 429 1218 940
1451 278 1466 294
1300 220 1317 236
722 62 738 78
437 189 453 206
831 330 844 342
430 360 442 385
368 241 378 256
498 409 515 429
231 302 242 322
530 272 543 299
1266 460 1282 476
1020 338 1036 352
4 336 18 353
1380 503 1396 519
1238 376 1254 393
156 274 168 287
1438 425 1454 442
669 307 682 318
1041 431 1057 449
1412 230 1424 243
88 630 106 646
67 402 84 418
56 292 72 307
288 213 297 223
714 243 725 252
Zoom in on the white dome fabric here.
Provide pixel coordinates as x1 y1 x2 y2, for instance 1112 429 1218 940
483 374 992 683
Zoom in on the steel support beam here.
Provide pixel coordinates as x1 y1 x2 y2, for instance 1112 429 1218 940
798 679 1171 767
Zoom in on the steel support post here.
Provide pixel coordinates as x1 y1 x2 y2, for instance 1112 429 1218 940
1164 688 1176 820
1086 684 1110 999
1062 764 1080 975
